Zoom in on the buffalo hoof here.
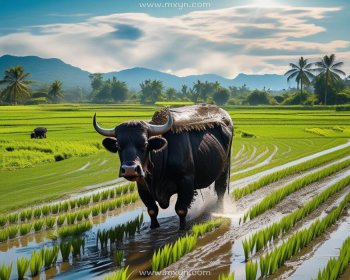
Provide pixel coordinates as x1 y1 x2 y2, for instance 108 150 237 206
150 220 160 229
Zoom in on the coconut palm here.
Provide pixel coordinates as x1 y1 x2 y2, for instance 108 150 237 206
284 57 315 96
48 80 64 103
0 66 32 104
314 54 346 105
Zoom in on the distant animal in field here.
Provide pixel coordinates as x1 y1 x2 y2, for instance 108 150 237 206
31 127 47 139
93 104 233 229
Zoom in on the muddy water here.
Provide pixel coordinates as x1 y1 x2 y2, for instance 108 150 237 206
0 186 223 279
287 213 350 279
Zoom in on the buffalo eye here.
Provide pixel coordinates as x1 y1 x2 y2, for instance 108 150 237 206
102 138 119 153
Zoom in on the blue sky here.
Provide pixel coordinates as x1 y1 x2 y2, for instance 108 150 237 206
0 0 349 77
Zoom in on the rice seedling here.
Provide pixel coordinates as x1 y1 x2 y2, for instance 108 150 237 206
101 203 108 214
97 229 109 248
19 211 26 222
57 221 92 238
82 209 91 219
244 159 350 222
0 263 12 280
152 234 197 271
66 213 77 225
115 187 123 196
259 192 350 278
25 209 33 220
245 261 258 280
43 246 59 269
8 213 18 224
71 238 85 257
104 266 130 280
51 204 59 214
128 183 136 193
76 212 84 221
33 220 45 232
17 257 30 280
192 219 223 237
218 272 235 280
59 201 69 213
45 217 56 229
315 236 350 280
0 216 7 227
130 192 138 203
60 241 71 261
123 195 132 205
7 225 18 239
92 205 101 216
79 196 91 206
233 147 350 199
69 199 77 209
92 193 101 203
114 250 124 266
109 189 115 198
115 198 122 208
29 250 43 277
242 238 252 261
108 200 116 211
243 176 350 257
102 190 109 200
122 185 129 195
33 208 42 219
41 205 50 216
57 215 66 227
19 223 32 236
0 230 9 242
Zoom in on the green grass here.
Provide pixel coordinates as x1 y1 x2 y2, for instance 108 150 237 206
244 158 350 222
0 104 349 213
243 175 350 259
315 236 350 280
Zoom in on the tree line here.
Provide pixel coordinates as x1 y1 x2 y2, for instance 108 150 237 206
0 54 349 106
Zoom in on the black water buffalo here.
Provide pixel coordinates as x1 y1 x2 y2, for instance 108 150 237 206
31 127 47 139
93 104 233 229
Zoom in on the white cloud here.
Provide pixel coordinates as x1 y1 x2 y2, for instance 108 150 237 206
0 5 349 77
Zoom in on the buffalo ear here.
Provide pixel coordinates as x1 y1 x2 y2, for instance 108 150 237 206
102 138 119 153
148 136 167 152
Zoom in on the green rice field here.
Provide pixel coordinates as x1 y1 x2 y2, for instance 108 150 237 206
0 103 350 280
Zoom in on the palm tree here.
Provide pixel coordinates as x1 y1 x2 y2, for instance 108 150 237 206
314 54 346 105
48 80 64 103
284 57 314 96
0 66 32 104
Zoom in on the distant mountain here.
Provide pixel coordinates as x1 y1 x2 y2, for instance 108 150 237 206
0 55 290 91
0 55 91 89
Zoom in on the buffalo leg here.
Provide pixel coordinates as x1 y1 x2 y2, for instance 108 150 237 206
137 183 160 229
175 176 194 230
214 161 230 206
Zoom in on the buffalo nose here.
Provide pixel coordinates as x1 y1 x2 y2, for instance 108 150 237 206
120 163 143 177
